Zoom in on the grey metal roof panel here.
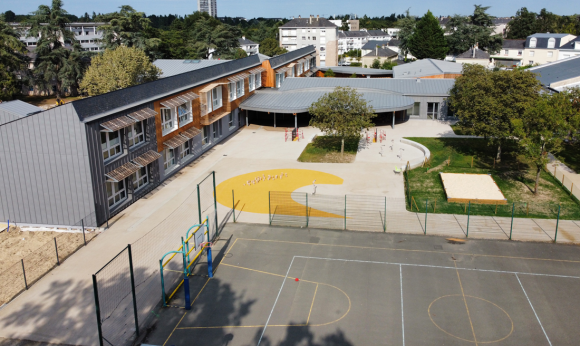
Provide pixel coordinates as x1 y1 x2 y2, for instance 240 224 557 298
528 55 580 86
238 37 258 45
316 66 393 75
240 88 414 114
525 34 572 49
268 45 316 69
0 100 43 118
363 47 398 58
393 59 463 78
71 55 261 122
153 59 229 78
280 18 338 28
559 36 580 49
277 77 455 96
456 48 490 59
366 30 389 36
343 31 370 38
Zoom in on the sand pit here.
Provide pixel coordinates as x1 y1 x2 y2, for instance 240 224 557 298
440 173 507 204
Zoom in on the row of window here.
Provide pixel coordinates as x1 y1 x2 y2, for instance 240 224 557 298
529 37 556 49
106 165 149 209
281 29 326 36
101 120 146 161
161 100 193 136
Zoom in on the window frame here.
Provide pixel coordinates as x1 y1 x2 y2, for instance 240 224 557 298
229 82 236 101
427 102 439 119
529 51 535 57
163 147 176 171
132 166 149 191
161 108 176 136
179 141 191 160
177 102 192 127
249 74 255 91
228 113 234 128
255 72 262 87
236 79 244 97
202 126 210 145
529 38 537 48
106 179 127 209
127 120 145 148
547 38 555 49
101 130 122 161
211 86 222 111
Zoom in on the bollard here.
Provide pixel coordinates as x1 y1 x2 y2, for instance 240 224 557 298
509 203 515 240
54 237 60 265
466 201 471 238
554 205 561 243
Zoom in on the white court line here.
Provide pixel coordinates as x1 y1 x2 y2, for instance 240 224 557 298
516 274 552 346
400 265 405 346
293 256 580 279
257 256 295 346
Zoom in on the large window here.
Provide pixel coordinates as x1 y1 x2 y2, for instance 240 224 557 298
101 131 122 161
228 113 234 128
179 141 190 159
210 86 222 111
547 38 555 49
409 102 421 116
213 122 220 139
529 51 535 57
529 38 537 48
202 126 209 145
161 108 176 135
229 82 236 100
547 51 553 58
236 80 244 97
249 74 255 91
255 73 262 88
178 102 192 126
132 166 148 191
163 148 175 171
127 121 145 148
106 180 126 208
275 73 285 88
427 102 439 119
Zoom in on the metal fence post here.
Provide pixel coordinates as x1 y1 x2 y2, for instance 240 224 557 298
554 204 561 243
424 199 428 235
197 184 202 224
82 219 86 246
54 237 60 265
466 201 471 238
127 245 140 337
232 189 236 222
92 274 104 346
344 195 347 230
268 191 271 225
383 197 387 232
212 171 218 236
21 259 28 290
509 203 515 240
305 193 309 227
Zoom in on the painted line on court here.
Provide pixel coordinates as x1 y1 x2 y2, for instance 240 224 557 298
163 311 187 346
307 284 318 325
454 259 479 346
399 265 405 346
292 256 580 279
233 237 580 263
257 256 295 346
516 274 552 346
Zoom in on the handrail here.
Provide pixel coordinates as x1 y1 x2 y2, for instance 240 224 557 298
161 249 184 268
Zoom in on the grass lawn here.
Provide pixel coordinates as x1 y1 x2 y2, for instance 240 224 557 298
298 136 359 163
555 141 580 173
405 137 580 219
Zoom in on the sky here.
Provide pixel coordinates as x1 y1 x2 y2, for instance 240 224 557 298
0 0 574 19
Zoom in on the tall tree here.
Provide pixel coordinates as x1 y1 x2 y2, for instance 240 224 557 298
4 11 16 22
79 46 161 96
396 9 416 60
340 15 350 31
512 91 580 194
99 6 161 57
259 37 287 56
408 10 448 59
28 0 88 97
446 5 503 55
536 8 558 34
188 16 241 59
309 86 376 154
0 19 28 100
449 64 542 161
506 7 537 39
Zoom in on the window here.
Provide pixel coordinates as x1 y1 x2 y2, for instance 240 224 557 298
275 73 285 88
228 113 234 128
161 108 176 135
202 126 209 145
163 148 175 170
312 29 317 33
504 49 509 56
529 51 535 57
529 60 534 65
213 122 220 139
101 131 122 161
312 36 316 40
529 38 537 48
178 102 192 126
236 80 244 97
212 86 222 110
288 67 294 77
106 180 127 208
302 36 306 40
127 121 145 147
321 29 326 36
517 50 522 56
409 102 420 116
179 141 190 159
283 37 288 42
249 74 255 91
427 102 439 119
132 166 148 191
229 82 236 101
547 51 553 58
547 38 555 49
302 29 306 33
255 73 262 87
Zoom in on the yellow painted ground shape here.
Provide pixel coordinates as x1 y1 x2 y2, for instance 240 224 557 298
216 169 344 218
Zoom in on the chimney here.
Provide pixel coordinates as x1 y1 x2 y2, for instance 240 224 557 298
317 15 320 20
310 15 313 24
242 36 245 40
298 15 301 18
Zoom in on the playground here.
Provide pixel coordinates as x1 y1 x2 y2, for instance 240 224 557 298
143 223 580 346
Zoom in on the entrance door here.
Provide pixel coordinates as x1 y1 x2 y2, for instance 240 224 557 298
427 102 439 119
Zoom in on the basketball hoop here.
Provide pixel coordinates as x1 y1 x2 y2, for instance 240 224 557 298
199 241 214 249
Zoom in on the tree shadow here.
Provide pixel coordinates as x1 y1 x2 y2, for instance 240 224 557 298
255 325 355 346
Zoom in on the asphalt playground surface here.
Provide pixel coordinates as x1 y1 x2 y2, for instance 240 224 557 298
142 223 580 346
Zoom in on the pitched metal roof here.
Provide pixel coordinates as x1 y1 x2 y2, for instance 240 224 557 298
268 45 316 69
342 31 370 38
280 17 338 28
528 55 580 89
366 30 389 36
0 100 43 125
502 39 525 49
363 47 398 58
239 37 258 45
525 34 574 49
456 48 490 59
393 59 463 78
153 59 229 78
316 66 393 76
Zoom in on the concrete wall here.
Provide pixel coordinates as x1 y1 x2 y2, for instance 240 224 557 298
522 48 559 66
0 105 97 226
407 96 450 120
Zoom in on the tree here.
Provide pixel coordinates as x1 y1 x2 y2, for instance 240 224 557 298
259 37 287 56
371 58 381 69
79 46 161 96
188 16 241 59
324 69 335 77
309 86 377 154
28 0 88 97
449 64 541 161
506 8 537 39
340 15 350 31
381 60 397 70
0 19 28 100
408 10 448 59
99 6 161 57
446 5 503 55
512 91 580 194
396 9 416 60
4 11 16 22
234 48 247 59
350 73 357 78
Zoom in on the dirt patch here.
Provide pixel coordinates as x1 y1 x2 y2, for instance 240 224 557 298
320 152 356 163
426 160 449 174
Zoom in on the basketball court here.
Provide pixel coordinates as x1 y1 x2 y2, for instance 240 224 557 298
142 223 580 346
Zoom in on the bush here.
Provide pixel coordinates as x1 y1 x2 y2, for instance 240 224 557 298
324 69 335 77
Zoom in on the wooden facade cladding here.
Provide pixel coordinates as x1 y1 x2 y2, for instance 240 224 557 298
419 74 462 79
153 90 202 153
261 55 315 88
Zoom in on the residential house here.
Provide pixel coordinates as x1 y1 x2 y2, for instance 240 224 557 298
523 33 576 65
455 48 491 67
393 59 463 79
329 19 359 31
279 15 339 66
490 39 525 68
13 22 107 52
361 46 398 67
239 37 259 56
557 36 580 60
259 45 317 87
529 55 580 92
439 17 511 37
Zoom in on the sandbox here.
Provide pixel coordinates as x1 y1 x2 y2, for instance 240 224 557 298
440 173 507 205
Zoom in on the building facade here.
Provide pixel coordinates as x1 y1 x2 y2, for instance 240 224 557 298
198 0 217 17
490 39 526 67
14 22 107 52
523 33 576 65
239 37 259 56
279 16 338 67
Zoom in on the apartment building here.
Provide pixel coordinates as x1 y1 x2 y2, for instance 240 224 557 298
558 36 580 60
523 33 576 65
198 0 217 17
490 39 525 67
0 49 316 228
14 22 107 52
239 37 259 56
329 19 359 31
337 31 370 55
279 15 339 66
